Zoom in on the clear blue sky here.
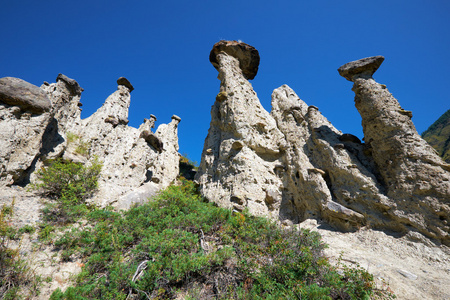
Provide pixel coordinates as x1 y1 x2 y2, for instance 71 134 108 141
1 1 449 163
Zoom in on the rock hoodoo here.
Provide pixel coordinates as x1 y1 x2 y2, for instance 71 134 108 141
209 40 260 80
340 56 450 243
117 76 134 92
197 40 287 218
197 41 450 246
0 74 180 209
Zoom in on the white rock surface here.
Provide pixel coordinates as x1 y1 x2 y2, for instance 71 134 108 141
0 101 51 186
196 42 286 218
271 85 392 230
0 74 180 209
62 83 181 207
299 218 450 300
198 42 450 246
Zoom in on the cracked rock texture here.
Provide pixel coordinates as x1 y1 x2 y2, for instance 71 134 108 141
197 42 450 246
0 77 53 186
197 41 287 219
344 56 450 244
0 75 180 208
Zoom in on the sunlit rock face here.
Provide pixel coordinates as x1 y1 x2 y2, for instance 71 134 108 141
196 41 288 219
53 77 181 208
0 77 52 186
271 85 392 229
0 74 181 209
339 56 450 244
198 41 450 246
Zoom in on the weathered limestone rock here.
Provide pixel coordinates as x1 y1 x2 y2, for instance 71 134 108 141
339 56 450 244
271 85 392 229
148 115 181 188
196 41 287 218
37 75 84 163
0 74 180 209
0 77 52 113
102 114 181 210
62 79 181 207
138 114 157 132
0 78 52 186
199 42 449 245
0 105 51 186
56 73 84 96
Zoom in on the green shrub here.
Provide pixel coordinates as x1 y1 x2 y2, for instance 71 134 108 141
49 179 395 299
34 158 102 225
0 201 38 299
34 158 101 203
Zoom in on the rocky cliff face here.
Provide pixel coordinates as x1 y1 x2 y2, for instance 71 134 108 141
0 74 180 208
197 41 450 246
0 77 53 186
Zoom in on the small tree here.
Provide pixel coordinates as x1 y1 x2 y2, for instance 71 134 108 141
34 158 102 224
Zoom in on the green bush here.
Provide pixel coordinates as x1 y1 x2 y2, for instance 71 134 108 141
49 179 395 299
179 153 198 180
34 158 102 224
0 201 38 299
34 158 101 203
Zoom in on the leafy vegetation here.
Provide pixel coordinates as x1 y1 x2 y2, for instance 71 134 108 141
47 180 394 299
422 109 450 163
33 158 102 225
0 201 39 299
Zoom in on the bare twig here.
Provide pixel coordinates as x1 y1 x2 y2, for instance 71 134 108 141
199 229 209 252
126 260 149 300
132 260 149 282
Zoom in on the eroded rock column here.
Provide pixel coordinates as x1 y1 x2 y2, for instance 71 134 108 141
196 41 287 218
339 56 450 244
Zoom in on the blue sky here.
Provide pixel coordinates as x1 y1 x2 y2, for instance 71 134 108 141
1 1 449 163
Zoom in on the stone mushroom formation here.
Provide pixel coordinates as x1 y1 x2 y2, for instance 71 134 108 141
0 40 448 246
196 40 450 246
0 74 181 209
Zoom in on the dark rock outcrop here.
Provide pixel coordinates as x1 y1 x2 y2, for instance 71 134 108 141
117 77 134 92
0 77 51 113
210 40 260 80
56 73 84 96
338 56 385 81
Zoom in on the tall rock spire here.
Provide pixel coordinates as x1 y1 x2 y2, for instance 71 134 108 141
339 56 450 243
198 42 449 246
196 41 288 218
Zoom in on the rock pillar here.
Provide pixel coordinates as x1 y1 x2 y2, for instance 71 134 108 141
339 56 450 244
